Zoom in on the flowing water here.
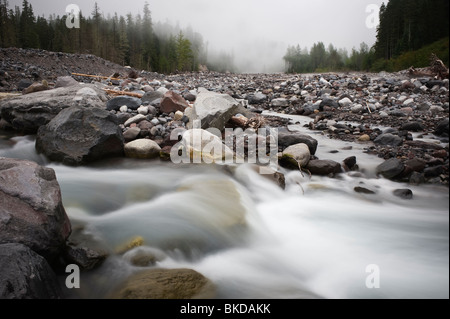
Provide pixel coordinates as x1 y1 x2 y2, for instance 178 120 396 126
1 127 448 299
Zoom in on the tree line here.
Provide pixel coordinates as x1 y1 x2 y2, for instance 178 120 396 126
0 0 208 73
284 0 449 73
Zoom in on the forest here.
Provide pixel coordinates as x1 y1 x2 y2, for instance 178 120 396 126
0 0 448 74
283 0 449 73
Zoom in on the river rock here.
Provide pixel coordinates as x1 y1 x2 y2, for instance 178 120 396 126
36 106 124 165
271 98 289 107
160 91 189 114
0 243 63 299
111 268 215 299
142 91 164 104
307 160 342 176
248 92 267 105
343 156 357 170
434 118 449 137
0 84 108 133
376 158 405 179
277 130 318 155
123 127 141 142
55 76 79 88
400 122 425 132
374 133 403 146
280 143 311 169
319 98 339 111
124 139 161 159
22 81 49 95
393 189 413 200
17 79 32 91
190 90 240 131
106 96 142 111
0 158 71 260
178 129 235 162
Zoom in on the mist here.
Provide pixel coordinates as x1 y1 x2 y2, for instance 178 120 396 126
9 0 385 73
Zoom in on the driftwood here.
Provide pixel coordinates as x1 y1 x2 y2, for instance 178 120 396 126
103 89 144 98
229 115 265 130
71 73 122 81
408 54 449 79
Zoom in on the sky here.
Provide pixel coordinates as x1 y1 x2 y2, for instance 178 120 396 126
9 0 386 72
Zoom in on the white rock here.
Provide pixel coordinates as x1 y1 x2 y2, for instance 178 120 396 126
156 87 169 95
137 106 149 115
124 114 147 127
119 105 128 113
339 97 352 107
124 139 161 159
403 98 414 106
174 111 184 121
379 111 389 117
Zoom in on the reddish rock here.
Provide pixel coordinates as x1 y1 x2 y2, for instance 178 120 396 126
160 91 189 114
432 149 448 159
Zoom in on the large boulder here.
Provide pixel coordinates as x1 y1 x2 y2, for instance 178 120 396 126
0 158 71 260
189 90 240 131
36 106 124 165
160 91 189 114
111 268 215 299
0 243 63 299
124 139 161 159
0 84 108 133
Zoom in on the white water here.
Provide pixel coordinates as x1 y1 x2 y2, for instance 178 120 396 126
1 133 448 299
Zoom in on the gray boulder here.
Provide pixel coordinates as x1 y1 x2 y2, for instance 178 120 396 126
55 76 79 88
0 243 63 299
281 143 311 169
36 106 124 165
0 84 108 133
374 133 403 146
142 91 164 104
376 158 405 179
189 90 240 131
0 158 71 260
247 92 267 105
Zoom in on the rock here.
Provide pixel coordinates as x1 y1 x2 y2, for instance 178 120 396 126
319 98 339 111
339 97 352 107
22 81 49 95
351 104 364 113
405 140 444 150
277 130 318 155
17 79 32 91
358 134 371 142
179 129 235 162
405 159 426 172
0 84 108 133
106 96 142 111
190 90 240 131
343 156 357 170
0 158 71 260
400 122 424 132
393 189 413 200
137 106 149 115
409 172 426 185
434 118 449 137
122 246 166 267
160 91 189 114
280 143 311 169
354 186 376 194
271 98 289 107
55 76 79 88
374 133 403 146
424 166 444 178
174 111 184 121
124 114 147 127
123 127 141 142
124 139 161 159
36 106 124 165
142 91 164 104
248 92 267 105
111 268 215 299
119 105 128 113
403 98 414 106
0 243 63 299
376 158 405 179
307 160 342 176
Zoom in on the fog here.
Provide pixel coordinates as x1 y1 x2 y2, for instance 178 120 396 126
10 0 385 73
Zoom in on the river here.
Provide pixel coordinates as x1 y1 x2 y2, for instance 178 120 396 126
0 123 448 299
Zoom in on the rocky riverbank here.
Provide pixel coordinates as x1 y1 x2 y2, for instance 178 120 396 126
0 49 448 299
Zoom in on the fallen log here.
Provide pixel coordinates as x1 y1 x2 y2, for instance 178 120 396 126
103 89 143 98
408 54 449 79
71 73 122 81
